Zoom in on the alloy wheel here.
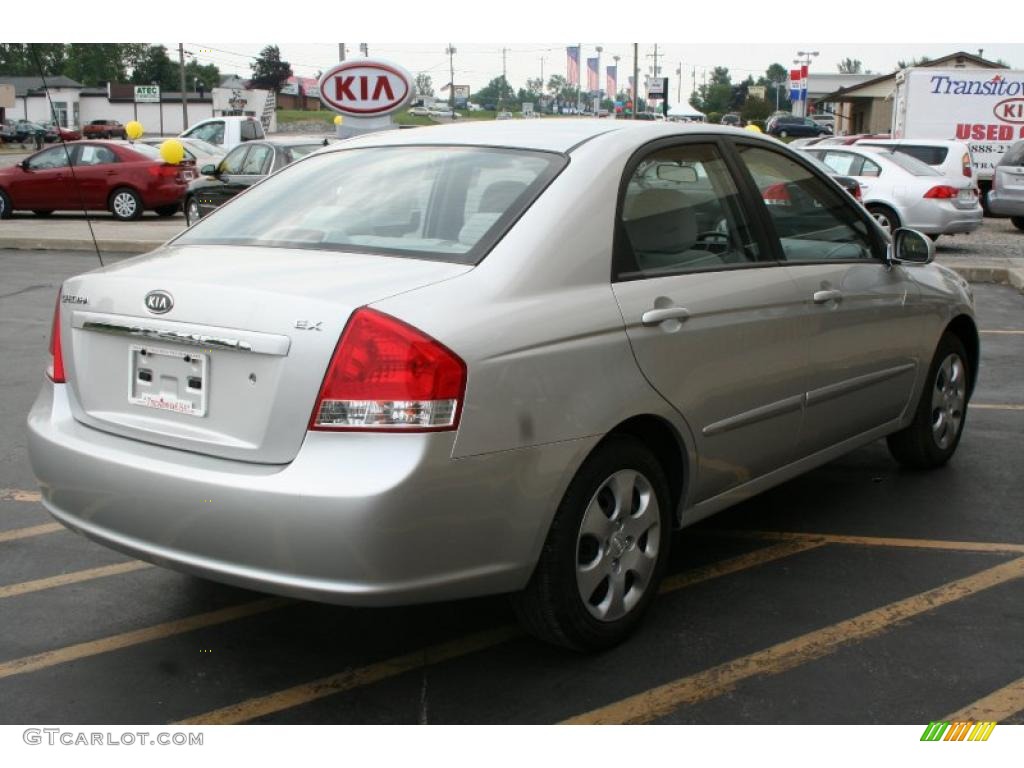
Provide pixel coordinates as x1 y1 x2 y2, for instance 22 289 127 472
575 469 661 622
112 192 137 219
930 353 966 450
872 210 894 234
186 199 200 225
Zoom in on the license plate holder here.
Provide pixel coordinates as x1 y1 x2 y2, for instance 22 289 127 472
128 345 208 417
957 189 974 201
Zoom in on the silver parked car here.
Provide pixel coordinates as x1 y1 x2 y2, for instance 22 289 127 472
28 121 979 650
986 140 1024 230
804 145 983 239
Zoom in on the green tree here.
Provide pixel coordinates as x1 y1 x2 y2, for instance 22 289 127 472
415 73 434 96
185 60 220 93
130 45 178 90
709 66 731 86
472 76 514 107
897 56 931 69
838 58 863 74
250 45 293 93
741 96 771 123
546 74 575 103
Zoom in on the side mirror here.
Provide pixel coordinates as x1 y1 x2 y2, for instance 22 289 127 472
17 160 30 171
201 164 217 176
889 227 934 265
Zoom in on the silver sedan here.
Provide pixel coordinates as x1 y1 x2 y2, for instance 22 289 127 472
28 121 979 650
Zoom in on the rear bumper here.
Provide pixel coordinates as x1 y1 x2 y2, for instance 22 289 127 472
141 184 187 208
987 189 1024 217
28 382 593 606
904 199 983 235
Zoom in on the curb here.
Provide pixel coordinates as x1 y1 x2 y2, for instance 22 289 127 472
943 265 1024 294
0 237 156 255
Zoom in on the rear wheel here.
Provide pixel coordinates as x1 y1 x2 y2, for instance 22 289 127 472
185 196 201 226
154 204 179 217
887 333 970 469
109 188 142 221
1012 216 1024 231
511 435 672 651
927 234 940 242
0 189 11 219
779 130 789 138
867 204 901 236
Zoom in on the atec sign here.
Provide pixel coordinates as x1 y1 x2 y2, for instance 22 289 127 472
318 59 413 116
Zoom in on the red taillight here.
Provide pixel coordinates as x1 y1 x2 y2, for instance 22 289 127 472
762 182 790 205
923 185 958 199
47 297 65 383
962 152 972 177
147 164 179 178
309 308 467 432
850 182 862 201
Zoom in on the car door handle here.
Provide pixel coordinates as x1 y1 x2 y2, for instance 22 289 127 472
812 289 843 304
641 307 691 325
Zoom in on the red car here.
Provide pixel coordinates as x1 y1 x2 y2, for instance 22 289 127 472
82 119 127 139
45 123 82 142
0 141 193 220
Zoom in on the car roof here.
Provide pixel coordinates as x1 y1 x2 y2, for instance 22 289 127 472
328 119 767 155
857 138 966 148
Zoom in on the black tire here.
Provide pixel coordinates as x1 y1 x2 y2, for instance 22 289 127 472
154 204 179 217
887 332 970 469
108 187 143 221
0 189 12 219
1011 216 1024 232
185 196 201 226
511 435 672 651
927 234 940 242
867 203 901 236
32 210 54 217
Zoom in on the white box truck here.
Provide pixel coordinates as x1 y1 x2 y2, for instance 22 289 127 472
892 68 1024 201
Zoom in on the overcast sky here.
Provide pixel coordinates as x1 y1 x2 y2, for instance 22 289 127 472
183 42 1024 98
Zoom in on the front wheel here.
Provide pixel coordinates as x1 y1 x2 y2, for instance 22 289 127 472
779 130 789 138
1012 216 1024 231
0 189 12 219
511 435 672 651
867 204 901 236
109 188 142 221
887 333 970 469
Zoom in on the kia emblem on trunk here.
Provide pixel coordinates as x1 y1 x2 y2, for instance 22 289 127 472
144 290 173 314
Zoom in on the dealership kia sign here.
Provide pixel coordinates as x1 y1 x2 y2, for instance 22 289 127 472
318 59 413 117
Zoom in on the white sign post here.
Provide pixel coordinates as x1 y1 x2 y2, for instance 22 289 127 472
318 58 415 138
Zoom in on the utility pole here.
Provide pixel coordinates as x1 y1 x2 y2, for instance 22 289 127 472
540 56 545 88
595 45 603 113
645 44 661 111
613 54 620 108
359 43 369 57
446 44 456 112
632 43 639 118
178 43 188 130
500 48 508 112
338 44 345 61
676 63 682 102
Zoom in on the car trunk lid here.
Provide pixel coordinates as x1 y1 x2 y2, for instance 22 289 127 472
60 245 470 464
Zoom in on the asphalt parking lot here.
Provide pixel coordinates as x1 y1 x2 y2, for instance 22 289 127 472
0 246 1022 725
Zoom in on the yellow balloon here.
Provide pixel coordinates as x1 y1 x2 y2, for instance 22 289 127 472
333 115 343 126
159 139 185 165
125 121 144 140
744 123 763 133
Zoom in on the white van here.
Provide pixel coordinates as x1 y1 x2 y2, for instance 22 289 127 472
179 116 265 151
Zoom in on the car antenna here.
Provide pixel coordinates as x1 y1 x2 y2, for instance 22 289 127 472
29 44 105 268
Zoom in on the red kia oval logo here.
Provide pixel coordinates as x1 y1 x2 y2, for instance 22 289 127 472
318 60 413 116
993 98 1024 124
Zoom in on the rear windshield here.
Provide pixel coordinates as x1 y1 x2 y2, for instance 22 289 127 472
865 149 940 176
175 145 566 264
124 143 162 160
284 144 322 162
896 145 948 165
1000 141 1024 166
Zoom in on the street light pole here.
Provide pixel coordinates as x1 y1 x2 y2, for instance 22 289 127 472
595 45 603 113
446 45 456 112
632 43 639 119
178 43 188 130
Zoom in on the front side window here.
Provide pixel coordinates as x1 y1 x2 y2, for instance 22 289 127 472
616 142 761 279
736 145 878 263
240 120 258 141
27 147 71 170
186 121 225 145
175 146 565 264
240 144 272 175
219 145 249 175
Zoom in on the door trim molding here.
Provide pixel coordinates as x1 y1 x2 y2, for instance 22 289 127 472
805 362 916 407
702 394 804 437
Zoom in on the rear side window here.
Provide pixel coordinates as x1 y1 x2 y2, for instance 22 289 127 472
896 145 948 166
75 145 117 166
736 145 877 263
616 142 761 279
175 146 566 264
877 151 941 176
240 120 258 141
1000 141 1024 166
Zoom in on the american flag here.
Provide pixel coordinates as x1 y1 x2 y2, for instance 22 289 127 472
566 46 580 86
587 57 599 92
606 65 617 97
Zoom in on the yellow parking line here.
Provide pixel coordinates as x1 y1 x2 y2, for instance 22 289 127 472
660 539 826 592
945 676 1024 722
0 561 152 600
0 597 288 681
970 404 1024 411
177 626 521 725
562 556 1024 724
0 523 63 544
0 488 42 503
178 540 824 724
705 530 1024 555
